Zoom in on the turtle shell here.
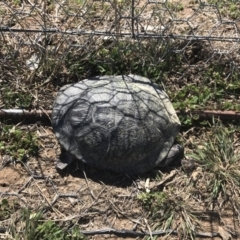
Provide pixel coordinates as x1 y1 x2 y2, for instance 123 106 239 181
52 75 180 174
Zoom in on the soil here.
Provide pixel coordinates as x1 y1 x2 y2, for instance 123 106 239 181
1 127 240 239
1 0 240 239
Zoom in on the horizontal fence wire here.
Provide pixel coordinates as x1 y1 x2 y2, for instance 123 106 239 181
1 1 240 44
1 0 240 110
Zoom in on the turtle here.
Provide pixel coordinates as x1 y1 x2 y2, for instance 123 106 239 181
52 75 183 174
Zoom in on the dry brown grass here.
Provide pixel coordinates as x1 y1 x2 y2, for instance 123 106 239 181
1 0 240 239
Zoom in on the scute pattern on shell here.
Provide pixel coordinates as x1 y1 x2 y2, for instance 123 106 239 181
52 75 181 174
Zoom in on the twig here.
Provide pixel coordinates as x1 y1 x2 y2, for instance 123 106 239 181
17 177 33 194
79 228 222 238
0 226 223 238
144 218 153 240
0 109 52 122
0 159 12 171
51 193 79 206
108 199 144 227
150 169 178 190
82 168 96 200
82 186 107 214
1 109 240 123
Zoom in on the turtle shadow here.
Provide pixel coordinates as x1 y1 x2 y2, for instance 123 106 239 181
57 160 182 188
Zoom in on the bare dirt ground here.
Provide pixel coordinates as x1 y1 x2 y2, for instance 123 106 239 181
1 126 240 239
1 0 240 239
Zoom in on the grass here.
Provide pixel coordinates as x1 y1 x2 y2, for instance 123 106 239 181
0 125 38 161
165 2 184 12
2 87 33 108
13 0 21 6
138 191 198 239
173 84 213 110
207 0 240 19
189 121 240 200
137 121 240 239
64 38 240 115
172 62 240 113
1 1 240 239
8 209 87 240
2 0 239 114
66 39 183 82
0 198 21 221
68 0 88 6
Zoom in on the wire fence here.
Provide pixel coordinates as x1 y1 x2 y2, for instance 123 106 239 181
1 1 240 39
0 0 240 112
1 0 240 108
0 0 240 69
1 1 240 238
0 0 240 109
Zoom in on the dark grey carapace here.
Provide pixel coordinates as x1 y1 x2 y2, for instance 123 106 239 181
52 75 183 174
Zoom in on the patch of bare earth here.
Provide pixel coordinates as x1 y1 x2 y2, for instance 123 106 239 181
0 126 240 239
1 0 240 239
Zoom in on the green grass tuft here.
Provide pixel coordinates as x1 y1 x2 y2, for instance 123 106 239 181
2 87 32 108
9 209 87 240
138 191 198 239
189 121 240 199
0 125 39 161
